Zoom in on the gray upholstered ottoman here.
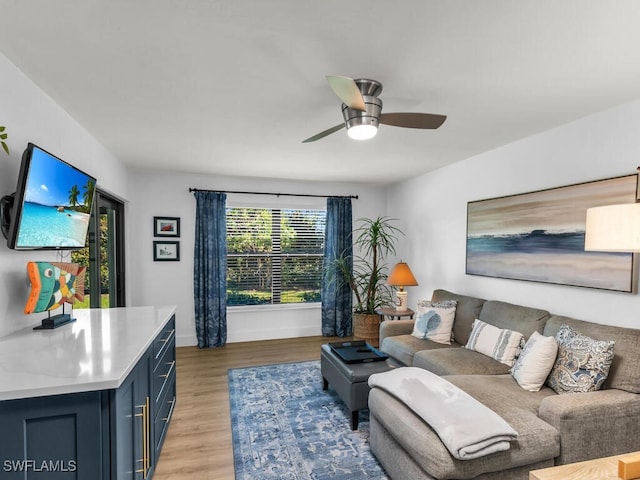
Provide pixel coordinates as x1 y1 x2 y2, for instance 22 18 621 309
320 343 393 430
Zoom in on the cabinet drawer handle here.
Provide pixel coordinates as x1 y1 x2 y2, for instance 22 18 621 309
160 360 176 378
159 329 175 343
135 397 150 478
162 398 176 422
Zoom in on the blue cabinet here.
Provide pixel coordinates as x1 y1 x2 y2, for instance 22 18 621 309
110 348 153 479
0 391 106 479
0 314 176 480
151 319 176 459
109 315 176 479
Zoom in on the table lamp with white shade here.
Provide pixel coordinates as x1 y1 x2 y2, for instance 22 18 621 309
387 261 418 311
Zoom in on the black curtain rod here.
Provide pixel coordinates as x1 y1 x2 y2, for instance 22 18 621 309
188 188 358 200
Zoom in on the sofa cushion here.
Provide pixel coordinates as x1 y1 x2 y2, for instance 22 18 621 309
368 374 559 479
412 300 457 344
546 324 615 394
544 315 640 394
431 289 486 345
478 300 549 341
380 334 455 367
413 347 511 376
465 319 525 366
511 331 558 392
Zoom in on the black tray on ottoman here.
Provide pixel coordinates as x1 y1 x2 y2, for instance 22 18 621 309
328 340 389 364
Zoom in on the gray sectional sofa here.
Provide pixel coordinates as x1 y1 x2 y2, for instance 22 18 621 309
369 289 640 480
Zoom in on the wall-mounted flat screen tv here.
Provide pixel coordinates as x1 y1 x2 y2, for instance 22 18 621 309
4 143 96 250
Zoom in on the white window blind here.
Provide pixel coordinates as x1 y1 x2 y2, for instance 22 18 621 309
226 207 326 306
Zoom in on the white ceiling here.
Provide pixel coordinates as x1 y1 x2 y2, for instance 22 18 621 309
1 1 640 185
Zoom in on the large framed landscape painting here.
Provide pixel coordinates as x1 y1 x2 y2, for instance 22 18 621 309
466 174 638 292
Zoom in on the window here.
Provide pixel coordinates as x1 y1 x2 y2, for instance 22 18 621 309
226 207 326 306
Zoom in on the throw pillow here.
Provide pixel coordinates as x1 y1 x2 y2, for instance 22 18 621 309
511 331 558 392
546 324 615 394
411 300 457 345
465 319 524 367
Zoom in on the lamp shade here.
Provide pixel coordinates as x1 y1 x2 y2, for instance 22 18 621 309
585 203 640 252
387 262 419 287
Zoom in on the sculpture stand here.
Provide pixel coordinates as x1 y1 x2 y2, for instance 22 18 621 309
33 305 76 330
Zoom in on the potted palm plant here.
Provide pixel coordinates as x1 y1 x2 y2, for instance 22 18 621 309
334 216 403 345
0 125 9 155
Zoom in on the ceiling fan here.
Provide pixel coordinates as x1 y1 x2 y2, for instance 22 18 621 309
302 75 447 143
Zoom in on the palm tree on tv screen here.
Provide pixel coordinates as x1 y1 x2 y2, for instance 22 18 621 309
68 184 80 208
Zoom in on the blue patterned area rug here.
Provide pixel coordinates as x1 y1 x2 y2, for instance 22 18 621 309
228 360 388 480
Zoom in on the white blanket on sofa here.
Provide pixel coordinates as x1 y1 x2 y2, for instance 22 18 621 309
368 367 518 460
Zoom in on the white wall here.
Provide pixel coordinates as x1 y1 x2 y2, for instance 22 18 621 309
387 99 640 329
126 170 387 346
0 53 130 337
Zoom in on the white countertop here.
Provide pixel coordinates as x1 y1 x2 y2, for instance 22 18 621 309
0 305 176 401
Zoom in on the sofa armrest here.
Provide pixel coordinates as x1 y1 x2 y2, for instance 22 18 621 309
538 389 640 464
379 319 415 344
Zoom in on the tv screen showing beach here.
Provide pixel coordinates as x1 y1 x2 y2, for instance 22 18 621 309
14 146 95 249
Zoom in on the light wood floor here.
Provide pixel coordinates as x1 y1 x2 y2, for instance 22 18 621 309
153 335 347 480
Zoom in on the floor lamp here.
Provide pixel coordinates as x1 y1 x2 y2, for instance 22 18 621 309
585 203 640 253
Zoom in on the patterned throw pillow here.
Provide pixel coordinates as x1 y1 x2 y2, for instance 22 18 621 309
465 319 525 367
546 324 615 394
511 331 558 392
411 300 457 345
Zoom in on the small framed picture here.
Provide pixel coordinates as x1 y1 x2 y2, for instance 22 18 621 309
154 216 180 237
153 241 180 261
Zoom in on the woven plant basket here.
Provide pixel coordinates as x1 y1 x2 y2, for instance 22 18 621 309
353 313 382 347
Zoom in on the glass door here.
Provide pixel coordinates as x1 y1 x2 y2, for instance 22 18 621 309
72 190 126 308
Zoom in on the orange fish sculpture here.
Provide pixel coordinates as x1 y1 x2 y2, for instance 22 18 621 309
25 261 86 314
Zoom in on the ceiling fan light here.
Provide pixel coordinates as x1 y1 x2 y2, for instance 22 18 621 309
347 124 378 140
342 95 382 141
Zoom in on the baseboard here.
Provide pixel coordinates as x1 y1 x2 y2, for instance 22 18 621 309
228 325 321 343
176 333 197 347
176 326 322 347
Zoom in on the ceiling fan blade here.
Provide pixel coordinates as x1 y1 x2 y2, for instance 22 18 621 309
380 112 447 129
302 123 345 143
326 75 366 111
